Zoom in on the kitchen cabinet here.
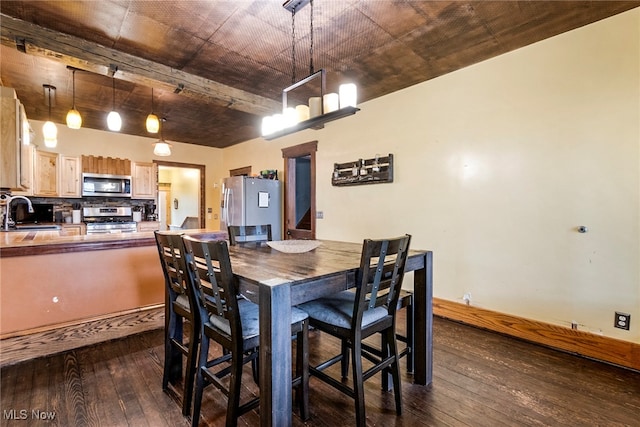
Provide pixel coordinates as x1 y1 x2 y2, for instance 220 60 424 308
1 87 33 191
33 150 59 197
132 161 157 200
81 155 131 175
60 223 86 236
59 155 82 198
137 221 160 232
11 144 35 196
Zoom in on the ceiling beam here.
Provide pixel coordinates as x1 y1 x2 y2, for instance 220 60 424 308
0 13 281 116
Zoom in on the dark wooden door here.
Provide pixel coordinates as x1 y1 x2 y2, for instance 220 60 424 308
282 141 317 240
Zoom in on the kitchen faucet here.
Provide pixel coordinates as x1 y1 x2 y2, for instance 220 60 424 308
2 195 34 231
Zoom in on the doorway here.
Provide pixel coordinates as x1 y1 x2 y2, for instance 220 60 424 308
282 141 317 240
154 160 205 230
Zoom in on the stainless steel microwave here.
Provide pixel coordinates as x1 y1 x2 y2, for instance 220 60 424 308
82 173 132 197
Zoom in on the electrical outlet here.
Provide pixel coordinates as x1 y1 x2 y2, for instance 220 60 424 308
614 312 630 330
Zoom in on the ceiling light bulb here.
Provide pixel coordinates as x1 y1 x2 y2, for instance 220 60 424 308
66 108 82 129
261 116 276 136
146 113 160 133
153 141 171 156
107 111 122 131
339 83 357 108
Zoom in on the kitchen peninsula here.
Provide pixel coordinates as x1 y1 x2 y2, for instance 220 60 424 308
0 229 225 341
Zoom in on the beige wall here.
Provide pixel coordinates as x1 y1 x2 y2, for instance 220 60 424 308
222 9 640 343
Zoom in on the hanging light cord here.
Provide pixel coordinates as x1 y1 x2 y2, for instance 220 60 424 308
48 87 52 118
71 69 76 108
309 0 314 75
112 77 116 110
151 87 155 113
291 6 296 84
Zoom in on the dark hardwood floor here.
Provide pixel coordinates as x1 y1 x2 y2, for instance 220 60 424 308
1 314 639 426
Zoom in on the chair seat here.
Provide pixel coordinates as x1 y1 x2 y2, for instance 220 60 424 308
299 290 388 329
209 297 309 350
174 293 190 312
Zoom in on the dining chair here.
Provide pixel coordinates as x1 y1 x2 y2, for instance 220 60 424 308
182 235 310 427
154 231 201 416
227 224 272 245
299 234 412 427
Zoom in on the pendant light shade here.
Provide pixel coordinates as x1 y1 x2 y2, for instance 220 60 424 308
152 117 171 156
66 68 82 129
107 111 122 131
42 121 58 139
146 88 160 133
153 141 172 156
146 113 160 133
66 108 82 129
107 76 122 131
42 84 58 147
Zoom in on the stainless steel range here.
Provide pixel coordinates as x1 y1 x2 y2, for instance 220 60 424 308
83 206 137 234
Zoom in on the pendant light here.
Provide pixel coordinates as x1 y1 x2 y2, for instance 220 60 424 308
146 88 160 133
66 68 82 129
42 84 58 148
262 0 359 140
153 117 171 156
107 73 122 131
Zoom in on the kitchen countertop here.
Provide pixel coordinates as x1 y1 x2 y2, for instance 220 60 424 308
0 229 226 257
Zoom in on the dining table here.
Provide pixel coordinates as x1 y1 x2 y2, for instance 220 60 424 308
225 239 433 427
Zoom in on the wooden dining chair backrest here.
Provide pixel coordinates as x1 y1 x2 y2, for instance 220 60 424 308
352 234 412 329
182 235 240 347
227 224 272 245
155 231 193 306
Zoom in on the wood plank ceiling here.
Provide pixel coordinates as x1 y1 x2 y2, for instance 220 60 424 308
1 1 638 149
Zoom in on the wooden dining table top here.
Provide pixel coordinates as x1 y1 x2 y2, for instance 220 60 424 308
227 239 426 287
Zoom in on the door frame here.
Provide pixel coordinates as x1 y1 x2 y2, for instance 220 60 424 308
282 141 317 240
153 160 206 228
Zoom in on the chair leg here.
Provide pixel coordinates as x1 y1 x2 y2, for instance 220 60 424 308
387 328 403 415
381 329 391 391
191 335 210 427
251 355 259 384
164 310 183 389
351 339 366 427
295 321 310 421
340 339 350 380
226 349 244 427
183 320 199 416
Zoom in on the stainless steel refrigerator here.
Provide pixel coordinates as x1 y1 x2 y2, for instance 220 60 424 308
220 176 282 240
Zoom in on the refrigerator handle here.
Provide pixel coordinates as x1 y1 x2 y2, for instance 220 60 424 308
222 188 228 223
223 188 232 224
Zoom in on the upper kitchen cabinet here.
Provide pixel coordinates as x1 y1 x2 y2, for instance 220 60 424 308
33 150 59 197
132 161 157 200
1 87 33 191
59 155 82 198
